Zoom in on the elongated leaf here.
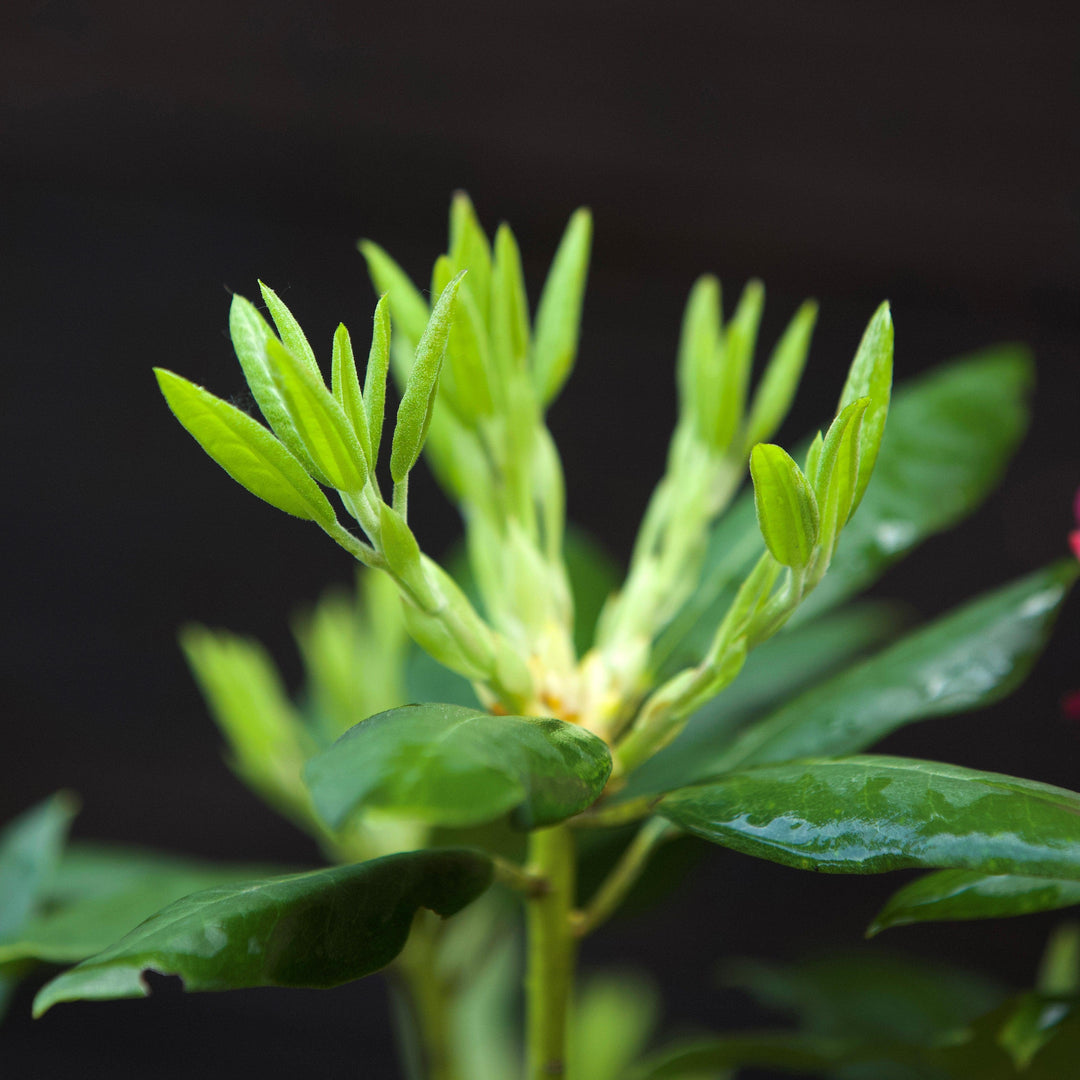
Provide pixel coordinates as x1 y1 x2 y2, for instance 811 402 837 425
390 273 464 483
0 845 296 966
154 369 336 527
659 756 1080 878
365 295 391 464
305 703 612 830
743 299 818 449
34 849 493 1016
837 300 893 514
265 337 367 493
813 397 868 548
676 275 721 431
447 190 493 317
227 293 330 484
750 443 818 569
331 322 373 465
869 870 1080 936
358 240 431 354
532 207 592 405
0 793 77 943
258 281 320 378
713 279 764 453
711 560 1077 773
655 346 1034 672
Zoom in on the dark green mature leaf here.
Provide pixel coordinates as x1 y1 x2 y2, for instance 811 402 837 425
632 1032 868 1079
155 369 337 527
621 602 904 800
655 346 1033 673
33 849 493 1017
0 793 77 943
659 756 1080 877
869 870 1080 936
305 704 612 830
0 845 297 966
709 560 1077 773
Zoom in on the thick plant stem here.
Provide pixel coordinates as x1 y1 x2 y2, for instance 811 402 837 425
391 911 458 1080
526 824 577 1079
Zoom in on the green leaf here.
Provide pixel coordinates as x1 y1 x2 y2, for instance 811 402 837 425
365 295 392 465
750 443 819 569
836 300 893 515
331 322 373 466
869 871 1080 936
676 275 721 436
813 397 869 550
655 345 1034 670
390 272 464 483
713 279 764 453
265 336 368 492
154 368 336 527
33 849 493 1017
999 992 1078 1071
0 793 78 943
743 299 818 449
532 207 592 406
711 560 1077 772
304 703 612 830
0 844 296 966
570 973 659 1080
258 281 321 379
659 756 1080 878
490 224 530 385
434 255 495 423
447 190 493 317
358 240 431 355
227 293 330 484
378 501 433 607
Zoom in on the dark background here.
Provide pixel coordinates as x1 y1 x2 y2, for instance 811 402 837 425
3 2 1079 1076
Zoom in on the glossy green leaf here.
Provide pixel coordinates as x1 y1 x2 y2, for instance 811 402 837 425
656 346 1034 671
154 368 336 527
869 870 1080 936
364 295 391 464
358 240 431 355
305 703 612 830
258 281 320 378
532 207 592 405
34 849 493 1017
750 443 818 569
836 300 893 515
713 279 764 453
659 756 1080 878
390 272 464 483
227 293 329 483
331 322 373 466
0 845 295 967
265 337 368 493
0 793 77 942
743 299 818 449
712 561 1077 773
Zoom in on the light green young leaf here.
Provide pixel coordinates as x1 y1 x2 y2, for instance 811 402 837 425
432 254 494 423
33 851 493 1017
365 295 391 465
677 275 721 443
378 501 434 608
154 368 336 527
448 190 493 317
532 207 592 406
265 337 367 493
490 224 530 381
743 299 818 449
713 279 765 453
258 281 320 379
358 240 430 357
331 322 373 466
814 397 869 551
228 293 330 484
750 443 819 569
836 300 893 514
390 271 465 483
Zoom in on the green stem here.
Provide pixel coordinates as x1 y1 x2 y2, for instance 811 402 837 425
391 911 458 1080
525 824 577 1079
572 818 675 937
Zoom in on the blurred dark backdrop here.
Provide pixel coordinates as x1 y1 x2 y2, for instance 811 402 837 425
3 2 1079 1076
